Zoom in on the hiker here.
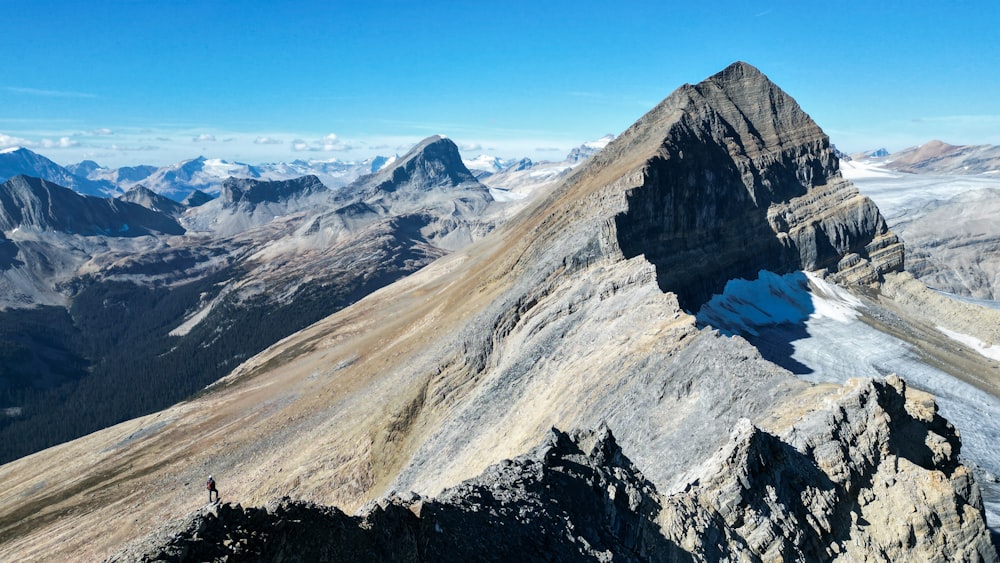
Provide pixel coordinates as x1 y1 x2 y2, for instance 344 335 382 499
207 474 219 503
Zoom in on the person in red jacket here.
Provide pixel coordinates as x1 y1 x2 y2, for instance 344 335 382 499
207 475 219 503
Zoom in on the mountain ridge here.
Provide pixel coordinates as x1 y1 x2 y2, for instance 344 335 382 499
0 62 995 561
0 175 184 237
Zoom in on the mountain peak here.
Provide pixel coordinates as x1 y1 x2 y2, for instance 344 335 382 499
355 135 484 197
219 175 327 207
0 175 184 236
518 62 902 310
118 184 187 216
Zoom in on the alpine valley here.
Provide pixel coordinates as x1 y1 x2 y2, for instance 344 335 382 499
2 63 1000 562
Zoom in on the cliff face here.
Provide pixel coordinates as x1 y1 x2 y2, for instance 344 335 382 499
114 377 994 562
0 175 184 237
612 62 903 309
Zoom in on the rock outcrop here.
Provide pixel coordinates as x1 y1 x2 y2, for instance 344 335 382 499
219 175 328 209
118 185 188 217
113 377 994 562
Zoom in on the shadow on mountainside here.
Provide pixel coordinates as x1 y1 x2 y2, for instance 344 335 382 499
690 271 817 375
613 125 816 313
0 238 22 270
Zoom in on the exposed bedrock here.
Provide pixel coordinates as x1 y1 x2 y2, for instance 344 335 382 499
614 62 903 310
115 377 995 562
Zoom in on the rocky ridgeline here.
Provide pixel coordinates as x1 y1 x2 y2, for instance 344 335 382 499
113 376 995 562
0 175 185 237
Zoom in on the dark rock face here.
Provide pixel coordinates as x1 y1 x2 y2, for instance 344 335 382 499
182 190 213 208
355 136 485 198
118 185 187 217
0 231 20 270
0 175 184 237
613 62 903 310
117 427 683 562
219 175 328 209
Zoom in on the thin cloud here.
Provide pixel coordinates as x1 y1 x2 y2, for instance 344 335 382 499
109 143 160 152
89 128 114 136
0 133 78 149
193 133 217 142
3 86 98 99
40 137 79 148
535 146 562 152
254 136 283 145
291 133 352 152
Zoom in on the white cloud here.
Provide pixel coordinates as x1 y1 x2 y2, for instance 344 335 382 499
39 137 79 148
0 133 33 148
193 133 217 142
291 133 352 152
461 142 483 151
254 136 283 145
89 128 114 136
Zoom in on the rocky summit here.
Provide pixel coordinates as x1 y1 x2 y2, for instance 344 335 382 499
0 62 995 562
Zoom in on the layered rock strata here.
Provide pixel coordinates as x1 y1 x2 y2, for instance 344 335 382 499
609 62 903 308
113 377 994 562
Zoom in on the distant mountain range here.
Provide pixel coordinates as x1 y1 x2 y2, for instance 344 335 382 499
0 134 552 464
0 137 615 205
0 147 117 197
852 140 1000 175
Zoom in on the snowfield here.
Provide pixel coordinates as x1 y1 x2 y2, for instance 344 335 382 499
698 270 1000 529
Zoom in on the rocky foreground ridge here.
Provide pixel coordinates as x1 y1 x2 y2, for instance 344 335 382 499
114 376 993 562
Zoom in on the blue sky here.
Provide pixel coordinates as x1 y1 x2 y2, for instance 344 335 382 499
1 1 998 167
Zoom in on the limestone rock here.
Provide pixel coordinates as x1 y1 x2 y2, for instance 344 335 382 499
609 61 903 308
663 376 996 562
113 378 995 562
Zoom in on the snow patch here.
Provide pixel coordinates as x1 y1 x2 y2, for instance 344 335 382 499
696 270 861 336
839 160 899 179
488 187 527 202
169 297 219 337
937 326 1000 361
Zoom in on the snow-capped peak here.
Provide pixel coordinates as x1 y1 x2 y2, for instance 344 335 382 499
463 154 506 173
